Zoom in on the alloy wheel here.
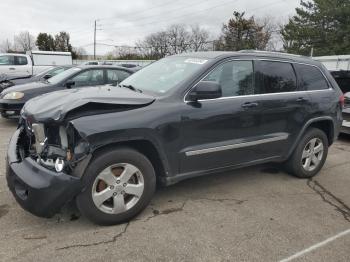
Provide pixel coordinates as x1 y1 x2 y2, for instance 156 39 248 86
301 138 324 172
92 163 144 214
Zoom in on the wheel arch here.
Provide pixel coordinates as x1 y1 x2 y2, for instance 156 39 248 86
287 117 335 159
89 139 171 184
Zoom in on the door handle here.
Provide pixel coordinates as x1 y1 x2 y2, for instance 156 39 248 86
241 102 259 108
296 97 308 102
9 68 15 70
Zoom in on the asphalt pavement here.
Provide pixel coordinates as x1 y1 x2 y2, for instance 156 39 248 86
0 117 349 262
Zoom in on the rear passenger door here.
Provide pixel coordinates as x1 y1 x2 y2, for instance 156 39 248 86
294 63 334 122
252 60 312 159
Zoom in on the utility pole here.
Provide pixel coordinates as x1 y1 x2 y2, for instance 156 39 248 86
94 20 97 60
310 47 314 57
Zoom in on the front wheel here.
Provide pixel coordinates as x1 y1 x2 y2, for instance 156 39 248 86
76 147 156 225
285 128 328 178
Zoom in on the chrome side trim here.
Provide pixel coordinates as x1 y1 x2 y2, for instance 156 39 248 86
185 134 289 156
195 89 332 102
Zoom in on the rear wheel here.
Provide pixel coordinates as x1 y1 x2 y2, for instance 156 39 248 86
76 148 156 225
286 128 328 178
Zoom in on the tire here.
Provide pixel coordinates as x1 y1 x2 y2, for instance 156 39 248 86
285 128 328 178
76 147 156 225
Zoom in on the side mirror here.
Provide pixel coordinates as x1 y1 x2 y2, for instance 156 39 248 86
65 80 75 89
188 81 222 101
43 74 52 80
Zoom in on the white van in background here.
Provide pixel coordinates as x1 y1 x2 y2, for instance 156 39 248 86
313 55 350 71
0 51 72 79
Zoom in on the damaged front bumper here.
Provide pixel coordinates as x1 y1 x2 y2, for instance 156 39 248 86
6 129 83 218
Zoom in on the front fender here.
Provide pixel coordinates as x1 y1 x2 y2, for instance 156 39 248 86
70 121 174 178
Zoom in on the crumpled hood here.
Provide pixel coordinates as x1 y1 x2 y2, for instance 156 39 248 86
22 85 155 122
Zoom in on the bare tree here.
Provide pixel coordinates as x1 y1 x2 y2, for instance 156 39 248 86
137 31 171 59
189 25 210 51
14 31 36 52
72 47 87 59
136 23 212 58
0 39 14 53
167 24 190 54
256 16 280 51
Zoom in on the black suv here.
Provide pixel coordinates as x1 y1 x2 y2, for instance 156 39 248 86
6 51 343 225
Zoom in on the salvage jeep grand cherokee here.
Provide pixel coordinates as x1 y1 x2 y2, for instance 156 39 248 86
6 51 343 225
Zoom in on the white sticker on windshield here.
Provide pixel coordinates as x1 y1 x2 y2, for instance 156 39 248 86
184 58 208 65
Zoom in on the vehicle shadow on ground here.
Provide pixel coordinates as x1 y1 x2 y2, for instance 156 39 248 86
338 133 350 143
55 162 289 226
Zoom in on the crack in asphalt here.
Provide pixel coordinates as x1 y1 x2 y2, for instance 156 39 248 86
57 222 130 250
56 197 246 250
307 179 350 223
144 199 189 222
144 197 246 222
195 197 246 204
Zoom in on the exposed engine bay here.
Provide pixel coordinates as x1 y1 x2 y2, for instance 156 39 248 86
18 117 91 176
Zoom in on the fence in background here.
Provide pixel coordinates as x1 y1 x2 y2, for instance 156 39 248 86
73 60 155 66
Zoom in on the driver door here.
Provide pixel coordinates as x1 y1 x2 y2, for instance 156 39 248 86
179 60 263 173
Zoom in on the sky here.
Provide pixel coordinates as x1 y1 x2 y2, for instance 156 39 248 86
0 0 300 55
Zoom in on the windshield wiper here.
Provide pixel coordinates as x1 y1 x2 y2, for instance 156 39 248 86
119 84 143 93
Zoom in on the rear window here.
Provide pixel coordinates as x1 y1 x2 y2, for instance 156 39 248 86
254 61 297 94
295 64 329 91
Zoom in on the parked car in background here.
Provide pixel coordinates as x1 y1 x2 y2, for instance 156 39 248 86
0 51 72 79
0 66 72 91
342 92 350 134
83 61 99 65
0 65 133 118
6 51 343 225
330 70 350 134
331 70 350 94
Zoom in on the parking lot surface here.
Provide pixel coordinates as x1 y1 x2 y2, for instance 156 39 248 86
0 117 349 262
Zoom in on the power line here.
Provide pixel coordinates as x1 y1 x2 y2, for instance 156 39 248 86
101 0 240 31
101 0 221 27
100 0 180 21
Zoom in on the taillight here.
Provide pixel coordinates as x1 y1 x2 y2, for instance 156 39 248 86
340 94 345 108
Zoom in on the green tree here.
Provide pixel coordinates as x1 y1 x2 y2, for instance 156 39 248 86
215 11 271 51
36 33 55 51
281 0 350 56
54 31 73 52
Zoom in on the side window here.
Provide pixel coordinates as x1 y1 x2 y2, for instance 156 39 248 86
106 70 131 84
203 60 254 97
50 67 66 77
254 61 297 94
71 69 104 87
15 56 28 65
295 64 329 91
0 55 15 66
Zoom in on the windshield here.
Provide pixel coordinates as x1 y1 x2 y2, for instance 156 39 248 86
47 67 82 85
120 56 209 94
